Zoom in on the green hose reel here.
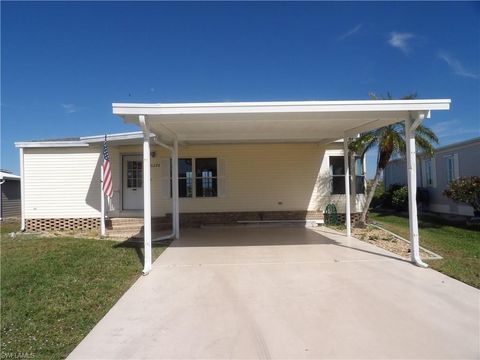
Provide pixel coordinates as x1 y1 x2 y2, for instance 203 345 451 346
324 203 338 225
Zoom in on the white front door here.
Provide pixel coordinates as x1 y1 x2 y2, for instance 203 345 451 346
123 155 144 210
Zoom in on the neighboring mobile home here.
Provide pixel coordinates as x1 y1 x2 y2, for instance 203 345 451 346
16 99 450 273
384 137 480 216
0 170 21 220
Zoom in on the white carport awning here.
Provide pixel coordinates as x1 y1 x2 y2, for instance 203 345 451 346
111 99 451 275
113 99 451 144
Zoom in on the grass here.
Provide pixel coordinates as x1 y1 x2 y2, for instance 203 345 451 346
0 221 168 359
369 211 480 289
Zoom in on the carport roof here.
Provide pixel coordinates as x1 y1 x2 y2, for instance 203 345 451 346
112 99 451 144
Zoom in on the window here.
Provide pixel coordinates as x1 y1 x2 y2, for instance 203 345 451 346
178 159 193 198
354 157 365 194
126 161 143 188
195 158 217 197
329 156 365 195
171 158 218 198
330 156 345 194
446 155 456 183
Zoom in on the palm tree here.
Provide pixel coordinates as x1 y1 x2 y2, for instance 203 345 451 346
349 93 439 226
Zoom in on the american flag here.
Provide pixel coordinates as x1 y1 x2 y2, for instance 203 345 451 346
102 135 113 198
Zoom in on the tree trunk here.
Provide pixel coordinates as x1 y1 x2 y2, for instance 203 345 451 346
359 166 383 226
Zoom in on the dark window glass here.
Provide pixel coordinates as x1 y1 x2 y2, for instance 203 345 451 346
126 160 143 188
170 158 218 198
196 178 217 197
355 176 365 194
195 158 217 177
195 158 217 197
330 156 345 175
178 159 192 178
332 177 345 194
170 158 193 198
177 158 193 197
330 156 345 194
354 157 364 194
330 156 365 195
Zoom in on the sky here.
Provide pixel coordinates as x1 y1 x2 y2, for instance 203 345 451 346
2 2 479 178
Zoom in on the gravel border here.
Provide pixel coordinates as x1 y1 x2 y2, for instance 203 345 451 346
321 224 442 261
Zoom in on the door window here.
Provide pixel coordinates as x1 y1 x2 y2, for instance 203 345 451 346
127 161 143 188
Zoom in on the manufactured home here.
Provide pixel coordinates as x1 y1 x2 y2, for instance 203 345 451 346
16 99 450 273
384 137 480 216
0 170 21 220
14 132 365 232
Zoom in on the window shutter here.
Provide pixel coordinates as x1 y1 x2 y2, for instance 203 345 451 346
217 158 227 197
453 153 459 179
160 158 171 199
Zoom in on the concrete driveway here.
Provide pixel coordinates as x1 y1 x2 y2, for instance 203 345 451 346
69 226 479 359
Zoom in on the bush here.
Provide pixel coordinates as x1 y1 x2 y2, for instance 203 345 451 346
379 184 404 209
444 176 480 216
392 186 409 211
370 180 385 208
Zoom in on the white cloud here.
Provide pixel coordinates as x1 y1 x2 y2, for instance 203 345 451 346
338 24 362 40
61 104 78 114
438 51 479 79
429 119 479 140
388 32 415 54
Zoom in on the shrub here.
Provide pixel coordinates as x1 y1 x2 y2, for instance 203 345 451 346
370 180 385 208
392 186 409 211
444 176 480 216
380 184 404 209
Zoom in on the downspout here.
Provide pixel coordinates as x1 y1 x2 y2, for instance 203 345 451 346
139 115 152 275
406 112 428 268
19 147 26 232
343 134 351 237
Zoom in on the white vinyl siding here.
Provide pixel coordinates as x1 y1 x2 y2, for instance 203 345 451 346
24 142 365 219
147 143 363 215
23 147 102 218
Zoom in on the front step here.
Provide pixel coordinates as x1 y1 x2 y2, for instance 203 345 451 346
106 217 171 238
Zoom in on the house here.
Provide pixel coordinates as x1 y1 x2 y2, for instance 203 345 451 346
14 132 366 231
15 99 450 273
0 170 21 220
384 137 480 216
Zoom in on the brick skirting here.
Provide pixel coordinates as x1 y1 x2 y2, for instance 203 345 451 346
26 218 100 232
25 211 365 232
169 211 362 228
332 212 366 225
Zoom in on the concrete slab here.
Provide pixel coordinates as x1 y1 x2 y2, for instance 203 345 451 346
69 227 479 359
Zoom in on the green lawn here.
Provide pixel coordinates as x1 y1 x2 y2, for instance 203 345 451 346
1 222 168 359
369 212 480 289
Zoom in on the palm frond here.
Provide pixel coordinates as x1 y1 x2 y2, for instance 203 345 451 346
415 134 436 157
415 124 439 144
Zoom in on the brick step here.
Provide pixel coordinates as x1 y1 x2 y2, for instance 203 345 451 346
106 217 170 226
107 223 172 231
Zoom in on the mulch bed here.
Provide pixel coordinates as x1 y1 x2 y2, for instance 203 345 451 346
323 224 436 259
351 226 432 259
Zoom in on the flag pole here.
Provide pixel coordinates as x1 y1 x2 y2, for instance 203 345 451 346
100 135 106 236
